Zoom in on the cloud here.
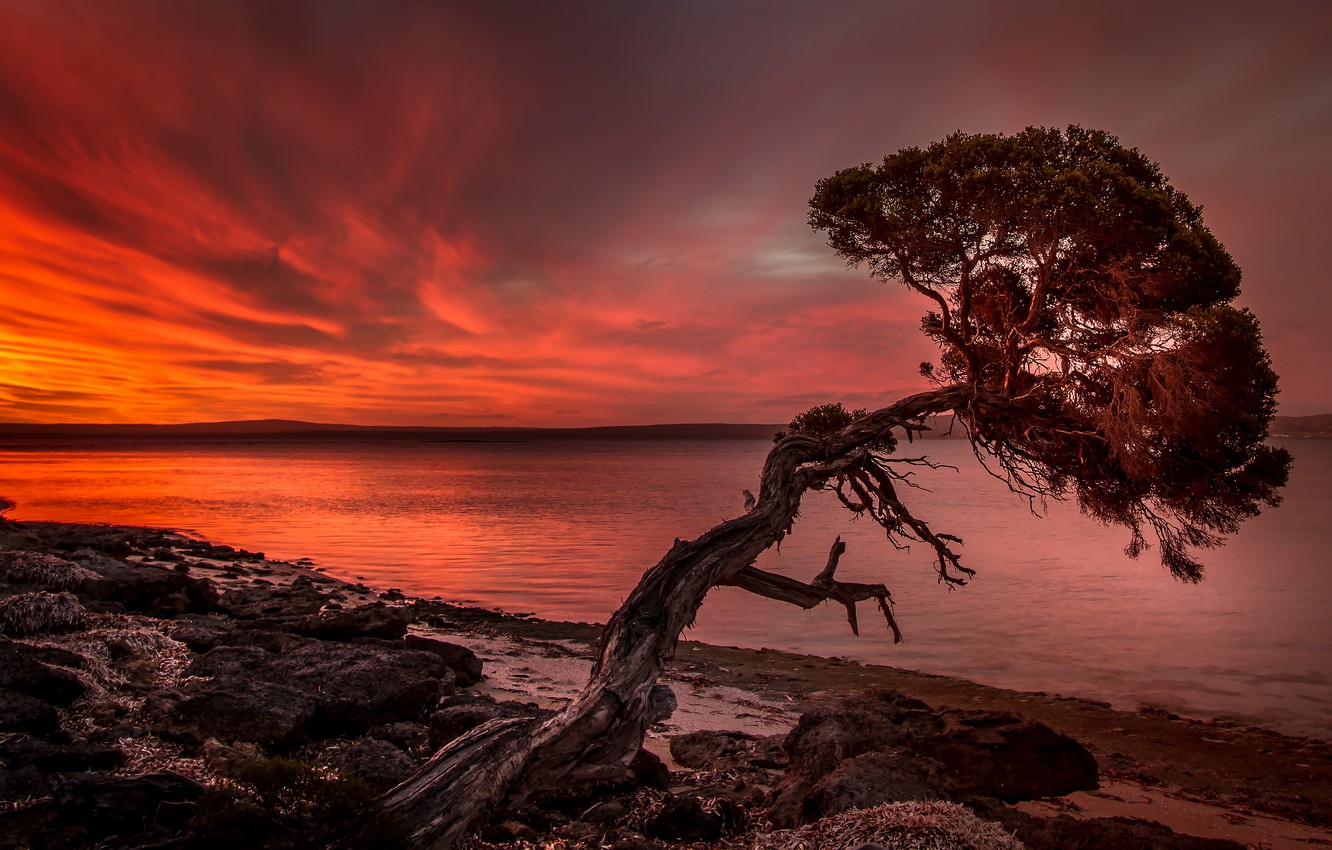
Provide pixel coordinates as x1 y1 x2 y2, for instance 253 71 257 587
1 0 1329 424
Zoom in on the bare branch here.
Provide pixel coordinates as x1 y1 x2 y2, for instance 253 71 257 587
719 537 902 641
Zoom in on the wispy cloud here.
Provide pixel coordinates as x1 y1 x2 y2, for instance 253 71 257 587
1 0 1329 424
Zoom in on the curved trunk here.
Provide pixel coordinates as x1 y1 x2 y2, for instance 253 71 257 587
384 386 977 849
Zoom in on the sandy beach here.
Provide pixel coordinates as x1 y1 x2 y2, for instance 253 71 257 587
2 517 1330 849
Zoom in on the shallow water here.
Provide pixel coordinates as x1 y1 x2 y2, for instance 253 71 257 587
2 435 1328 738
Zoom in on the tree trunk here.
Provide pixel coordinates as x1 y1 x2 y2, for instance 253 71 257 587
383 385 978 849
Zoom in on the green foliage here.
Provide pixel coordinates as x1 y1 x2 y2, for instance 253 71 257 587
809 126 1290 579
775 402 869 440
186 757 409 850
776 402 897 453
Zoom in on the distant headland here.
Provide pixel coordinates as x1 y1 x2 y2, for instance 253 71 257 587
0 414 1327 441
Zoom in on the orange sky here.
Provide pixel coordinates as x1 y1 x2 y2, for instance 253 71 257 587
2 1 1330 425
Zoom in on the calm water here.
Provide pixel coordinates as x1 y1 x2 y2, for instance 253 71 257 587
2 436 1329 739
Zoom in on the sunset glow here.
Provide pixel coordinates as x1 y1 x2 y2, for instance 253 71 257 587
2 1 1330 425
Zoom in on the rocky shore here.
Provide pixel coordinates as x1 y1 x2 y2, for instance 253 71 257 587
1 517 1329 850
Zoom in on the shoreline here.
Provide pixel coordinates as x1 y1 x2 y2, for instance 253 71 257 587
2 517 1331 848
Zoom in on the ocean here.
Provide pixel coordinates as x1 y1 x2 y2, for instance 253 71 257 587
2 434 1329 739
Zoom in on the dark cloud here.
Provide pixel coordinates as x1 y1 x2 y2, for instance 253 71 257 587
1 0 1329 423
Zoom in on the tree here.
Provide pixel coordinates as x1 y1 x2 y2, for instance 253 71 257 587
384 126 1290 847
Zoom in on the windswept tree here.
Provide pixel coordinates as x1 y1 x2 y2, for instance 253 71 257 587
385 126 1290 848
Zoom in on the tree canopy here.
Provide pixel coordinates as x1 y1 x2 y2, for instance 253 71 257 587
808 125 1290 579
386 128 1292 848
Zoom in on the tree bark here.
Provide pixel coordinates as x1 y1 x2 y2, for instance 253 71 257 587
383 385 979 849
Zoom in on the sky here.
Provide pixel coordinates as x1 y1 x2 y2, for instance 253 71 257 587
1 1 1329 426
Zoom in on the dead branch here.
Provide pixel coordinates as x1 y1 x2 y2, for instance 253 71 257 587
719 537 903 640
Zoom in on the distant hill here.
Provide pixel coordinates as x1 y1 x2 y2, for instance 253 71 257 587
0 419 786 441
1271 414 1332 438
2 414 1325 441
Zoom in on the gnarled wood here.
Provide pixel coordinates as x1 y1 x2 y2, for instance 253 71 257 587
384 384 984 849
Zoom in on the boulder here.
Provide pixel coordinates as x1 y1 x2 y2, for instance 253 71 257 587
52 771 204 843
329 738 419 791
294 602 414 640
160 638 449 748
0 736 125 772
428 697 551 748
768 689 1098 827
74 552 216 616
645 795 725 842
970 800 1247 850
669 730 786 770
0 641 86 706
216 583 326 620
158 680 317 751
403 634 483 686
0 689 60 735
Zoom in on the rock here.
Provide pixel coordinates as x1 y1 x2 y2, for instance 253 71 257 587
370 721 431 753
160 639 449 748
52 771 204 842
428 697 551 748
768 689 1098 827
801 750 944 821
74 552 216 616
930 707 1100 800
403 634 483 686
216 583 326 620
0 690 60 735
970 800 1247 850
167 613 238 652
581 796 631 825
645 794 725 842
0 640 86 706
0 736 125 772
0 765 49 801
329 738 419 791
631 747 672 790
669 730 786 770
295 602 414 640
158 679 317 750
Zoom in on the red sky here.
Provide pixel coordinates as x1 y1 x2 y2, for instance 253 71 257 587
1 1 1329 425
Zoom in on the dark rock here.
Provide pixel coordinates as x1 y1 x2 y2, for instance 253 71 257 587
0 689 60 735
801 750 944 821
160 639 449 748
768 689 1098 827
669 729 786 770
158 680 317 750
215 583 325 620
428 697 551 748
0 765 49 801
930 707 1100 800
294 602 414 640
645 794 725 842
403 634 483 686
53 770 204 840
581 796 631 825
370 721 431 753
74 552 216 616
0 640 86 706
329 738 418 791
971 800 1246 850
488 820 539 842
631 746 671 790
167 613 237 652
225 627 303 653
0 736 124 772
